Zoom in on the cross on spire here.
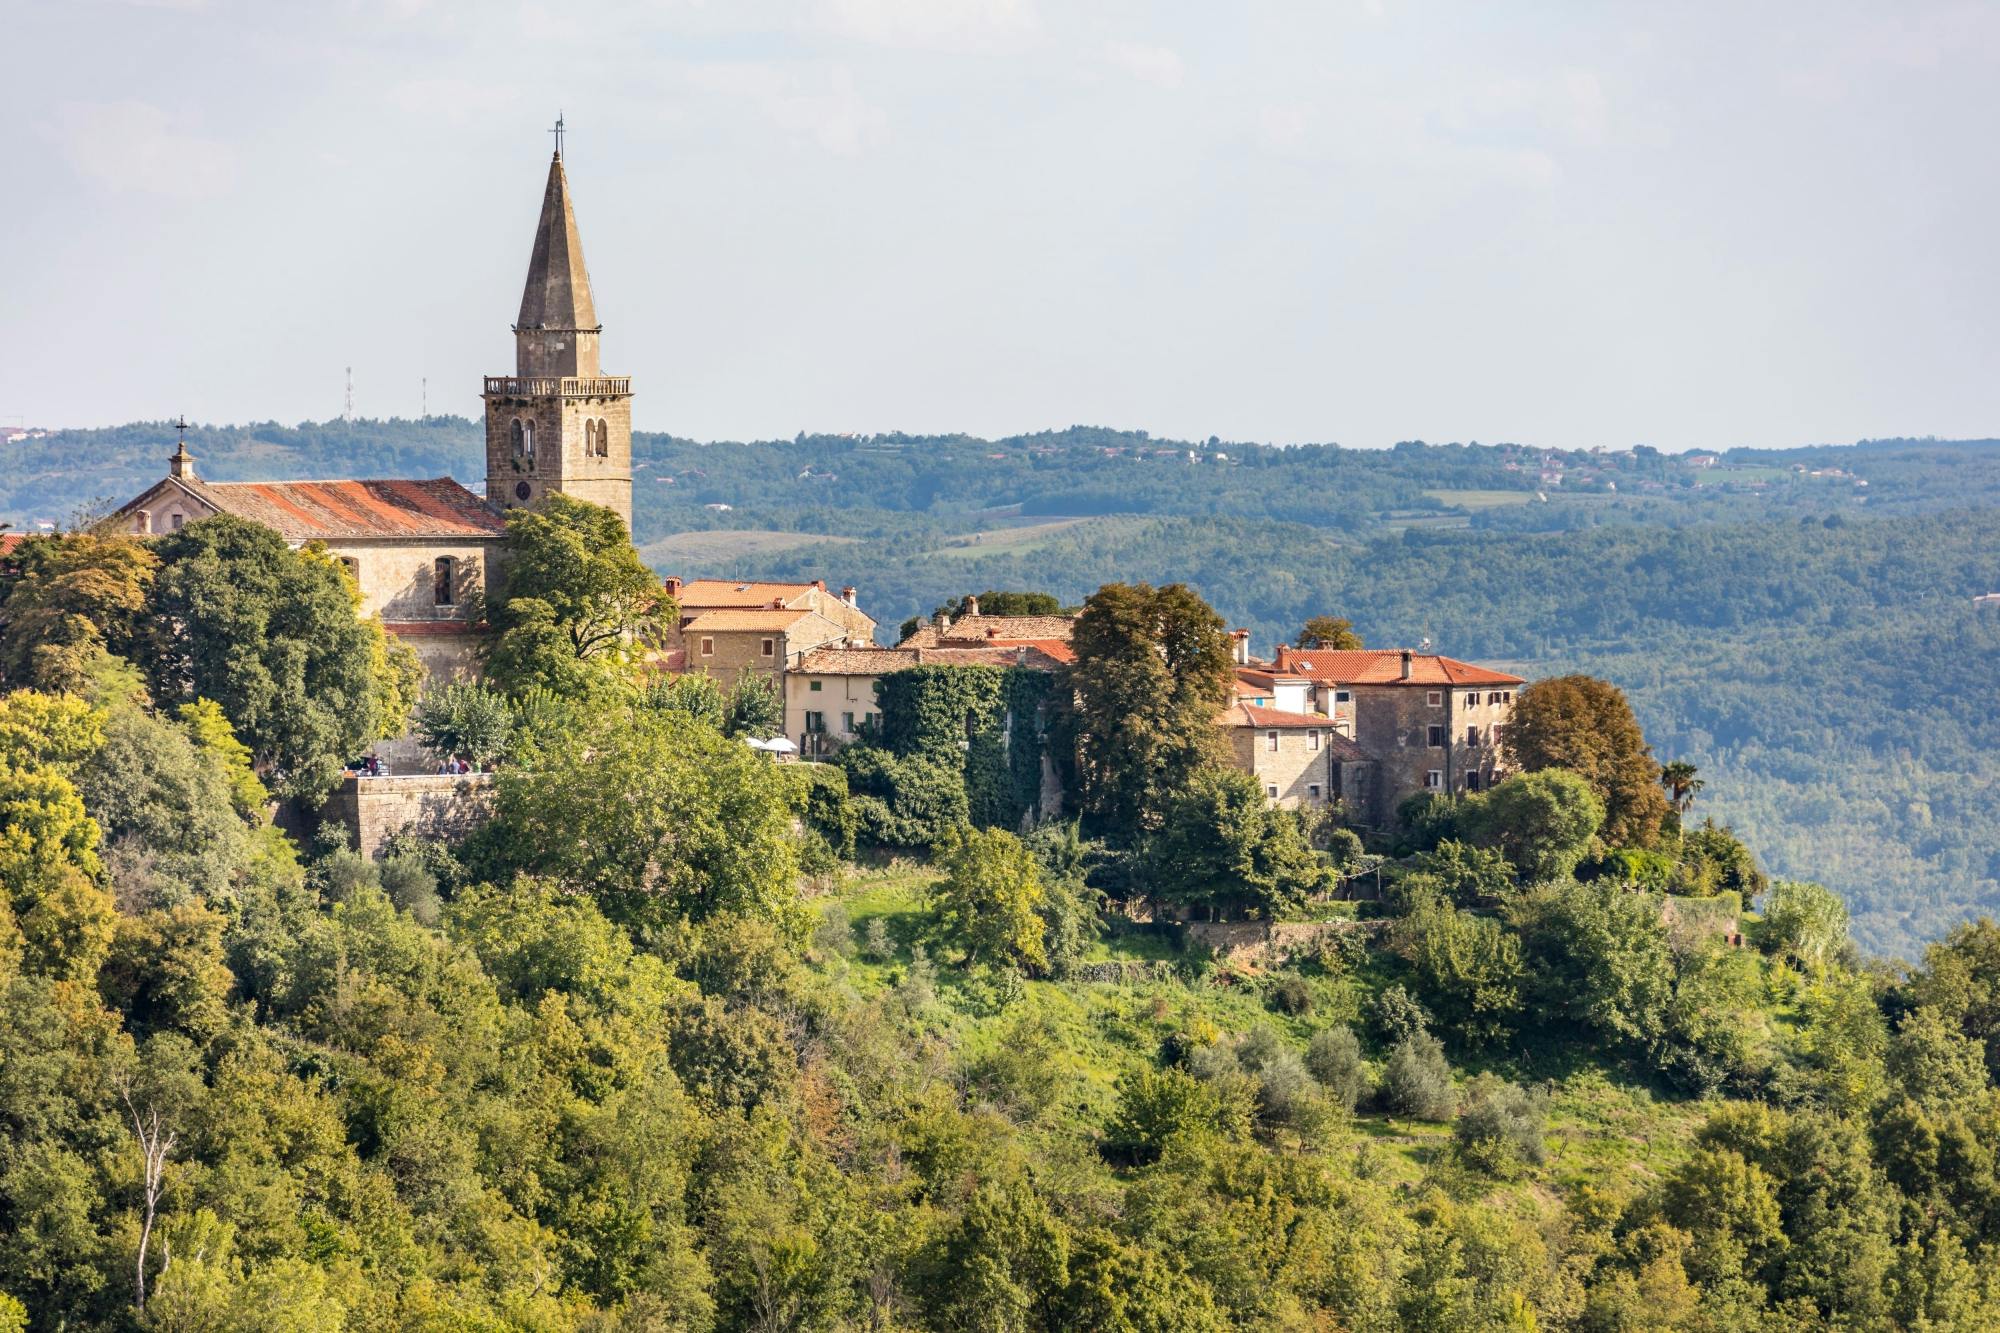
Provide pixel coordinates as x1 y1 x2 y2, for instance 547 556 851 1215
549 111 565 159
168 415 196 480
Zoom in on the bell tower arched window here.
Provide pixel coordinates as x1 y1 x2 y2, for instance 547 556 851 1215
511 418 535 468
596 418 610 457
585 419 597 455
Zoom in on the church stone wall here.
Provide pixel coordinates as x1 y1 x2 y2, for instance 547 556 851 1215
319 536 498 625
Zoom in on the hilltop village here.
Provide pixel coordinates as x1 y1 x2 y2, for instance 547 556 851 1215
102 145 1524 842
15 139 2000 1333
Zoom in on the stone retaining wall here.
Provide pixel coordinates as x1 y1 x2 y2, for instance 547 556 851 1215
322 774 497 858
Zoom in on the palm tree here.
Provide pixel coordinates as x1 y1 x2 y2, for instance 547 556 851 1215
1661 760 1704 814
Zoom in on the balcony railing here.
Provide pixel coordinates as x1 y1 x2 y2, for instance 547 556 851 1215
483 376 632 398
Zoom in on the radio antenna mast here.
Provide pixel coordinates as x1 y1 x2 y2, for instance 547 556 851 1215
344 366 354 421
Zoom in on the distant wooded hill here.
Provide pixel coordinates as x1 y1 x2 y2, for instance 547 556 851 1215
15 417 2000 954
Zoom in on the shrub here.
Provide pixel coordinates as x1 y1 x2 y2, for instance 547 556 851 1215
1453 1073 1548 1174
1370 983 1430 1046
1267 975 1315 1016
1380 1032 1456 1119
858 916 892 961
378 855 441 927
1306 1025 1369 1112
1106 1066 1250 1164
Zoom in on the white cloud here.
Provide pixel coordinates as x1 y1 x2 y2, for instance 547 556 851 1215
1105 40 1183 89
41 101 235 198
689 62 888 156
817 0 1038 53
388 77 521 125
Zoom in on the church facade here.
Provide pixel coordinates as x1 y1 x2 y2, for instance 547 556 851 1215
116 145 631 694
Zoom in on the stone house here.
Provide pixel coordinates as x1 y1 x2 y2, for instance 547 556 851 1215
896 598 1075 654
1219 702 1373 809
681 608 854 689
667 577 878 644
1270 647 1524 825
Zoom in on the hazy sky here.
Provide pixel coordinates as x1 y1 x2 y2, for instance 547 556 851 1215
4 0 1996 450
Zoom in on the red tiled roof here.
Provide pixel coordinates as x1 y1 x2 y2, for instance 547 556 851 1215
683 608 834 633
794 643 1068 675
1272 647 1523 687
1219 704 1371 759
978 637 1075 663
675 579 822 608
0 534 23 556
184 477 505 540
899 614 1076 647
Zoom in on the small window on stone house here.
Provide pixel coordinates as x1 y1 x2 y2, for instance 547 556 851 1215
1425 769 1444 790
170 513 184 531
1466 692 1479 707
1309 730 1320 751
761 637 775 658
1466 725 1480 747
1267 729 1279 752
338 556 359 582
1267 784 1280 799
434 556 456 606
134 510 151 534
1335 690 1352 703
842 712 855 733
809 679 823 692
1308 783 1322 801
700 637 714 657
1427 724 1446 747
1427 690 1443 707
1465 772 1481 793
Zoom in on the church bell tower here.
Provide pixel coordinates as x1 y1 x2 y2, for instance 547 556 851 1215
483 125 633 531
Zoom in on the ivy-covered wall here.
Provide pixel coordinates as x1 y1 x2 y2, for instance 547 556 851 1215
841 664 1057 847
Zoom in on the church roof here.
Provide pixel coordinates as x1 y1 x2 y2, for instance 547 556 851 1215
1271 647 1524 687
517 153 598 332
171 477 505 541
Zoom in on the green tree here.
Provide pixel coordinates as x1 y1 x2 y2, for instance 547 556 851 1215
481 705 805 942
1108 1067 1252 1165
485 493 672 696
1453 1074 1548 1175
1145 767 1327 920
1305 1025 1368 1111
1467 769 1604 880
933 824 1049 973
0 532 157 692
1908 917 2000 1079
412 681 515 768
1392 894 1525 1048
1294 615 1363 650
1510 879 1672 1047
1760 880 1849 971
1381 1031 1456 1119
143 514 410 800
1500 675 1670 848
1885 1006 1989 1111
918 1178 1071 1332
1064 582 1233 834
1659 760 1704 815
723 672 783 739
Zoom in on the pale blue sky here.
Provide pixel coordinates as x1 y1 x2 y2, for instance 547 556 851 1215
4 0 1996 450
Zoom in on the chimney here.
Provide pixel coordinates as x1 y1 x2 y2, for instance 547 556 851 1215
1229 628 1251 666
662 576 683 598
814 579 826 591
1400 649 1413 681
986 627 999 640
770 598 785 609
841 586 857 607
964 594 981 617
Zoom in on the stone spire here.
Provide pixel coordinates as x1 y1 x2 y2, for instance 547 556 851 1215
514 151 601 377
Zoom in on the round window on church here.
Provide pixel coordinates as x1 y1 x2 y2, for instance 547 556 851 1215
514 481 532 501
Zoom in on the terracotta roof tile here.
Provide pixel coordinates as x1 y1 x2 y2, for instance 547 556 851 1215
1272 647 1523 687
179 477 505 540
675 579 823 608
683 608 835 633
1220 704 1371 759
899 614 1076 647
793 643 1067 674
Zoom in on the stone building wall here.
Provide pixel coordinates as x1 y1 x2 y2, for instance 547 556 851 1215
1349 684 1514 824
318 536 499 625
1226 726 1340 807
321 773 497 859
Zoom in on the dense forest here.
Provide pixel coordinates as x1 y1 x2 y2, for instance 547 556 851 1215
16 418 1991 955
